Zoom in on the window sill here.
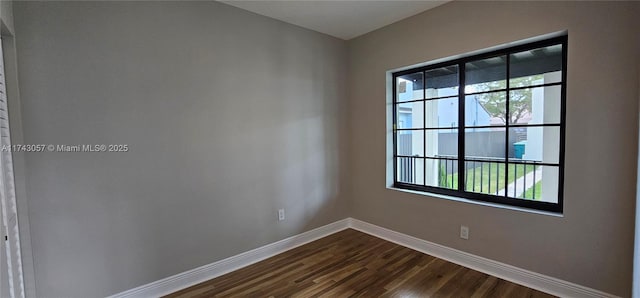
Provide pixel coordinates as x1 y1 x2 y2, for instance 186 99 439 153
387 186 564 218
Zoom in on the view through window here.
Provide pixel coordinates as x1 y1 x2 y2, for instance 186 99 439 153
393 36 566 212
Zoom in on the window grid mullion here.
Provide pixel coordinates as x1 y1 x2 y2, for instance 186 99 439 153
504 54 510 198
458 62 465 192
423 71 427 187
464 81 562 97
393 76 398 184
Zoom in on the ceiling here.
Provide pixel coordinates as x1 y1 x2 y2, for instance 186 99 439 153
220 1 450 40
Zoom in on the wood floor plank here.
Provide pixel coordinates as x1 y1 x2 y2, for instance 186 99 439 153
165 229 555 298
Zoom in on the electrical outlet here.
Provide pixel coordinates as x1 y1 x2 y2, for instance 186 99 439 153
278 209 285 221
460 225 469 240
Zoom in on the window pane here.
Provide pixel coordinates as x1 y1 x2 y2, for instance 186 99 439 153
465 127 505 160
464 161 505 195
397 130 424 157
510 44 563 87
426 129 457 158
397 157 424 185
425 158 457 189
426 97 458 128
507 164 558 203
509 85 561 125
396 101 424 129
396 72 424 102
426 66 458 99
465 93 506 126
465 55 507 93
509 126 560 164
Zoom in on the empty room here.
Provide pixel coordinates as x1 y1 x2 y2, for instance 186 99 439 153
0 0 639 297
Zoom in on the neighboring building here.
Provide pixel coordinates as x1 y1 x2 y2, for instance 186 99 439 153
397 80 491 130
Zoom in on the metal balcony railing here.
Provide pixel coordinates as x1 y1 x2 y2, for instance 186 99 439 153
398 155 418 184
397 155 542 199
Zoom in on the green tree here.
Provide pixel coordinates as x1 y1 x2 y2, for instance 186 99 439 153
475 75 541 124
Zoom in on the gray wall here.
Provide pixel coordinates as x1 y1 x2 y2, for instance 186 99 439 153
635 5 640 295
12 1 348 297
348 1 639 296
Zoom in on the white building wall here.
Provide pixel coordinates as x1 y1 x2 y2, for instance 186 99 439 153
540 72 561 203
523 72 561 203
524 79 544 161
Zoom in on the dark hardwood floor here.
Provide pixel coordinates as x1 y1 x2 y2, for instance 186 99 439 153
165 229 555 298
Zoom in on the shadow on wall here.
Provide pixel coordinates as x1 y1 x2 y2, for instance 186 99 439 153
265 28 348 236
12 2 349 296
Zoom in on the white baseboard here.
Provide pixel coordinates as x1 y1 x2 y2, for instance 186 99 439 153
109 217 618 298
107 219 350 298
348 218 619 298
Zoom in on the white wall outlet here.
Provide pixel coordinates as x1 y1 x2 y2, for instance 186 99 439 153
460 225 469 240
278 209 285 221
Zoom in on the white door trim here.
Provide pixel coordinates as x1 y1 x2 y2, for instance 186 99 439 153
0 37 25 298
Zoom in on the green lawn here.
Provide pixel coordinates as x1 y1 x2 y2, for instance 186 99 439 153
522 181 542 200
439 163 536 195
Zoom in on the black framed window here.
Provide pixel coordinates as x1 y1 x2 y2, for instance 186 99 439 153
392 36 567 213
